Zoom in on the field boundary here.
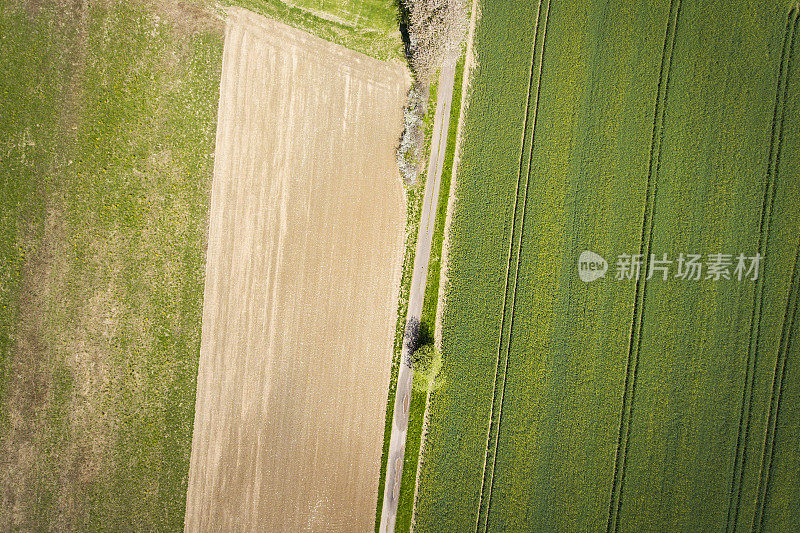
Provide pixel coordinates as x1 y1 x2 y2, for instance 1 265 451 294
434 0 479 350
407 51 471 533
474 0 551 530
605 0 682 530
223 0 404 60
727 7 799 532
378 52 458 532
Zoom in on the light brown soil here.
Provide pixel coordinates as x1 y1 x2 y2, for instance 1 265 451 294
184 8 408 532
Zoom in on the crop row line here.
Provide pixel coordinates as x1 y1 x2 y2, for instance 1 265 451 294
480 1 552 529
751 12 800 531
605 0 682 531
473 0 551 531
753 214 800 532
726 7 799 532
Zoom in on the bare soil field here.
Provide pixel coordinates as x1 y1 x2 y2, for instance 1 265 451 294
184 8 408 531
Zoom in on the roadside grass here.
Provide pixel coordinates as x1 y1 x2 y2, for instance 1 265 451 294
224 0 404 60
421 54 466 338
0 1 222 528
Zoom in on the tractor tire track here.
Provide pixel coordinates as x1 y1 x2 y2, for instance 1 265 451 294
753 225 800 532
605 0 681 530
475 0 550 530
726 7 799 532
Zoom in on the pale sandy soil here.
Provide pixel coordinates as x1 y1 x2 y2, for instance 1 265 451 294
184 8 408 531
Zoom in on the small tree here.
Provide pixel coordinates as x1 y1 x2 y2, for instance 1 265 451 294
411 343 445 393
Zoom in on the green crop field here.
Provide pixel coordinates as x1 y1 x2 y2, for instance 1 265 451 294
414 0 800 531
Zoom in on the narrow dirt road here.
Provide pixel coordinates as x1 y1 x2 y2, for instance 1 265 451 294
379 55 458 533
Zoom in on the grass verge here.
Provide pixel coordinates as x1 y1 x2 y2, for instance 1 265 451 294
374 75 439 531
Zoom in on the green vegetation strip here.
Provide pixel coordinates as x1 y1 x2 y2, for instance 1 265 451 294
374 78 438 532
752 10 800 531
224 0 403 60
0 5 57 427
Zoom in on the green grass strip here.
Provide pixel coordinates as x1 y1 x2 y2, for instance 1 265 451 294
0 5 59 431
223 0 404 60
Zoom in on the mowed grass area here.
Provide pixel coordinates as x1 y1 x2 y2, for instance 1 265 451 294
0 1 222 528
225 0 403 60
414 0 800 531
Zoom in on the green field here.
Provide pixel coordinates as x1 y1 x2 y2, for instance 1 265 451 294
414 0 800 531
0 1 223 528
